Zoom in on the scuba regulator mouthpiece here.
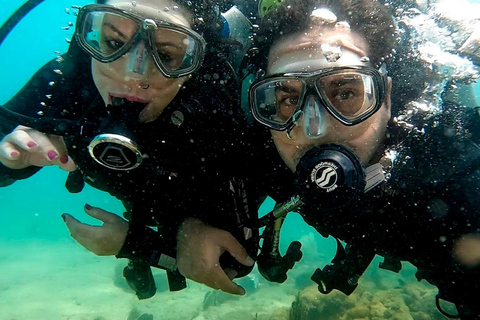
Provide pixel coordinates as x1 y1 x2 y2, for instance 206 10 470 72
88 97 146 171
257 144 385 284
294 144 384 209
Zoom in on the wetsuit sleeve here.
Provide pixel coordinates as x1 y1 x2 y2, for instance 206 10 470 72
116 221 179 271
0 163 41 187
0 41 95 187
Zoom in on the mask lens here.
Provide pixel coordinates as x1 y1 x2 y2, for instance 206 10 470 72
77 5 206 78
79 10 140 60
317 72 377 122
252 78 305 128
151 28 202 74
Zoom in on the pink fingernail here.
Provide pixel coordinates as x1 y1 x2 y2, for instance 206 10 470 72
27 141 37 148
85 204 92 210
10 151 19 157
48 150 58 160
60 155 68 164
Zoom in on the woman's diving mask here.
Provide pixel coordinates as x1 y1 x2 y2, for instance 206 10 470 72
75 4 206 78
249 65 388 139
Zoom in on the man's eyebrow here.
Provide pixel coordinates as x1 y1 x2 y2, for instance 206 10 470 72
275 83 300 93
326 76 362 87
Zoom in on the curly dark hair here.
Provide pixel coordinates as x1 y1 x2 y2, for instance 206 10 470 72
96 0 234 41
253 0 397 71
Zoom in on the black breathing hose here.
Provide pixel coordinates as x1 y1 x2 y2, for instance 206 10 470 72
0 0 45 47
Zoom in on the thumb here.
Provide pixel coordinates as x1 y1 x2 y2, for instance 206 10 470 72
61 213 94 239
222 234 255 267
61 213 82 232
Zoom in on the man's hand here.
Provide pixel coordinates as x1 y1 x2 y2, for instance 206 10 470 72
62 204 129 256
176 218 255 295
0 125 75 171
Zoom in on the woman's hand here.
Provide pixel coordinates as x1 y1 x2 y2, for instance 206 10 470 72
0 125 75 171
62 204 129 256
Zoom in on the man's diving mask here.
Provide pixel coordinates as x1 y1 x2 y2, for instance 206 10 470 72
249 65 388 138
75 4 206 78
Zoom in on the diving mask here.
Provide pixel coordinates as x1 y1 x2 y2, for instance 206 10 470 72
249 65 388 138
75 4 206 78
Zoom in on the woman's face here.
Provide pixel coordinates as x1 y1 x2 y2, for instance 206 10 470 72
92 0 193 122
268 27 392 171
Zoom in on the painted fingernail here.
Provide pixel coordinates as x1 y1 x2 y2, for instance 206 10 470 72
60 155 69 164
10 151 19 157
61 214 66 222
85 204 92 210
47 150 58 160
27 141 37 148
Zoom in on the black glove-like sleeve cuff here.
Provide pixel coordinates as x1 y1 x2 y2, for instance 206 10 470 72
0 163 41 187
116 224 178 271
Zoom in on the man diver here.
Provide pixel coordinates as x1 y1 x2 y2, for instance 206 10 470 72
247 0 480 318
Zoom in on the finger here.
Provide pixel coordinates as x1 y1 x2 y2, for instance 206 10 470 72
62 213 101 239
48 134 75 171
84 204 120 224
19 129 61 162
3 127 39 151
204 266 245 295
58 154 76 171
0 140 22 161
224 268 238 280
220 233 255 267
0 129 57 168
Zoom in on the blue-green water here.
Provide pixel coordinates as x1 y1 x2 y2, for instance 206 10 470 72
0 1 477 319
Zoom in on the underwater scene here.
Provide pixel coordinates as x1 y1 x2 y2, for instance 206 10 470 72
1 0 480 319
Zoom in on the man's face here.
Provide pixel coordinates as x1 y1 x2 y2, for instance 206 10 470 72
92 0 192 123
267 28 392 171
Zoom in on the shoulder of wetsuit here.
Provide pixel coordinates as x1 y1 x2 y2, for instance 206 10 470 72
2 40 96 130
386 104 480 192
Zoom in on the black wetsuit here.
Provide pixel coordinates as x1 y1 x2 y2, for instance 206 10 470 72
258 104 480 319
0 41 262 284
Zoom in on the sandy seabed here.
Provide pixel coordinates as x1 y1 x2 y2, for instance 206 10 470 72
0 238 453 320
